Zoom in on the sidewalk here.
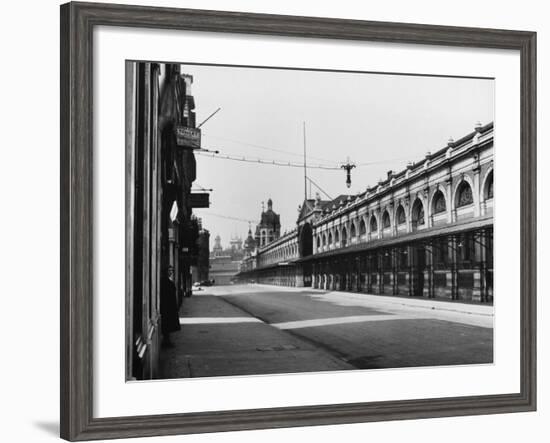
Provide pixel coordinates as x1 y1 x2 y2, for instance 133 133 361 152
159 293 353 379
254 284 494 317
250 284 494 329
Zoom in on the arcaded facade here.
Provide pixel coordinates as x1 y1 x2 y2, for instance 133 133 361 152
237 123 494 303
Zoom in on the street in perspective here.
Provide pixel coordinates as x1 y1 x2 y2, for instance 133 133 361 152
161 284 493 378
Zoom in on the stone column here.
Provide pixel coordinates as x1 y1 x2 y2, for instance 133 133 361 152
473 155 481 218
446 178 454 224
424 187 432 229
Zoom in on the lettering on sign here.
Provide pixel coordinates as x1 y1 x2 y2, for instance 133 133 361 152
175 126 201 149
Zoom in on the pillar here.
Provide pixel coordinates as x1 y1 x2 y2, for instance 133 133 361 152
423 242 434 298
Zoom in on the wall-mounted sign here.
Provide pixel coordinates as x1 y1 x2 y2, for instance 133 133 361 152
175 126 201 149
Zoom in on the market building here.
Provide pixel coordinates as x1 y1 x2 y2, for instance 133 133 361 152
237 122 494 303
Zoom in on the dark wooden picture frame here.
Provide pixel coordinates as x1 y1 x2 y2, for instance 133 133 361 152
60 2 536 440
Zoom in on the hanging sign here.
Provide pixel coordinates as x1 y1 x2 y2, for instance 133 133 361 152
190 193 210 208
175 126 201 149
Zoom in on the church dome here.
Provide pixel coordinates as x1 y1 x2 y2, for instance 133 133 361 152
260 198 280 228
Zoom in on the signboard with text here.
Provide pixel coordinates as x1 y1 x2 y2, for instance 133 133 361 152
175 126 201 149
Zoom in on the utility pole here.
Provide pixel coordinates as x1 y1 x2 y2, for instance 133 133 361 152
303 121 307 200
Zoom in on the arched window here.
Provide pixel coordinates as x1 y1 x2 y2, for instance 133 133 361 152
456 181 474 207
382 210 391 229
299 223 313 257
335 229 340 243
322 233 327 247
411 198 425 228
316 235 321 249
484 171 494 200
432 190 446 214
328 232 333 245
350 222 356 238
396 205 406 225
359 219 366 235
341 227 348 246
370 215 378 232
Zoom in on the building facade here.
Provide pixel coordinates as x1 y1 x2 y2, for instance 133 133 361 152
255 198 281 247
209 235 245 285
237 123 494 303
125 62 209 380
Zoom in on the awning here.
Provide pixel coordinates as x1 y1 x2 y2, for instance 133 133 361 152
297 216 493 263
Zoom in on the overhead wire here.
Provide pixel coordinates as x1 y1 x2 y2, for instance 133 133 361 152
202 133 336 164
197 211 258 225
195 151 342 170
195 150 413 171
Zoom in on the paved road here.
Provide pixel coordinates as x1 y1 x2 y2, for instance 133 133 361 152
160 284 493 379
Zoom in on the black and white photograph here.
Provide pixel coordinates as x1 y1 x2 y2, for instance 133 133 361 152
126 60 495 381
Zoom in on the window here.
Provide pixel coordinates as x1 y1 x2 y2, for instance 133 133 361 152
382 210 391 228
396 205 406 225
335 229 340 242
432 190 446 214
359 219 366 235
484 171 494 200
350 223 356 238
411 199 425 228
328 232 333 245
370 215 378 232
456 181 474 207
341 227 347 246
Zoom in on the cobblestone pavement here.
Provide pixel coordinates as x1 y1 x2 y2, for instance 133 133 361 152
159 284 493 379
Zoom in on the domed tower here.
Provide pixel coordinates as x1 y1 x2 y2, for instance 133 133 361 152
243 226 257 255
254 198 281 247
230 234 243 252
212 234 223 257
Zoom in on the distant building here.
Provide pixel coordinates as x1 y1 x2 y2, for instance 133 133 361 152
212 234 223 257
255 198 281 247
191 223 210 283
243 226 256 255
209 235 244 285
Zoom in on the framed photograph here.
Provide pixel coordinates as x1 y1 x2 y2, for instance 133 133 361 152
60 1 536 441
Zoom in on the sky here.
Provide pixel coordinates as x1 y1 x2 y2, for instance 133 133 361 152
170 63 494 249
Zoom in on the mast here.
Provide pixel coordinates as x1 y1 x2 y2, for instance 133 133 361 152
303 121 307 200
